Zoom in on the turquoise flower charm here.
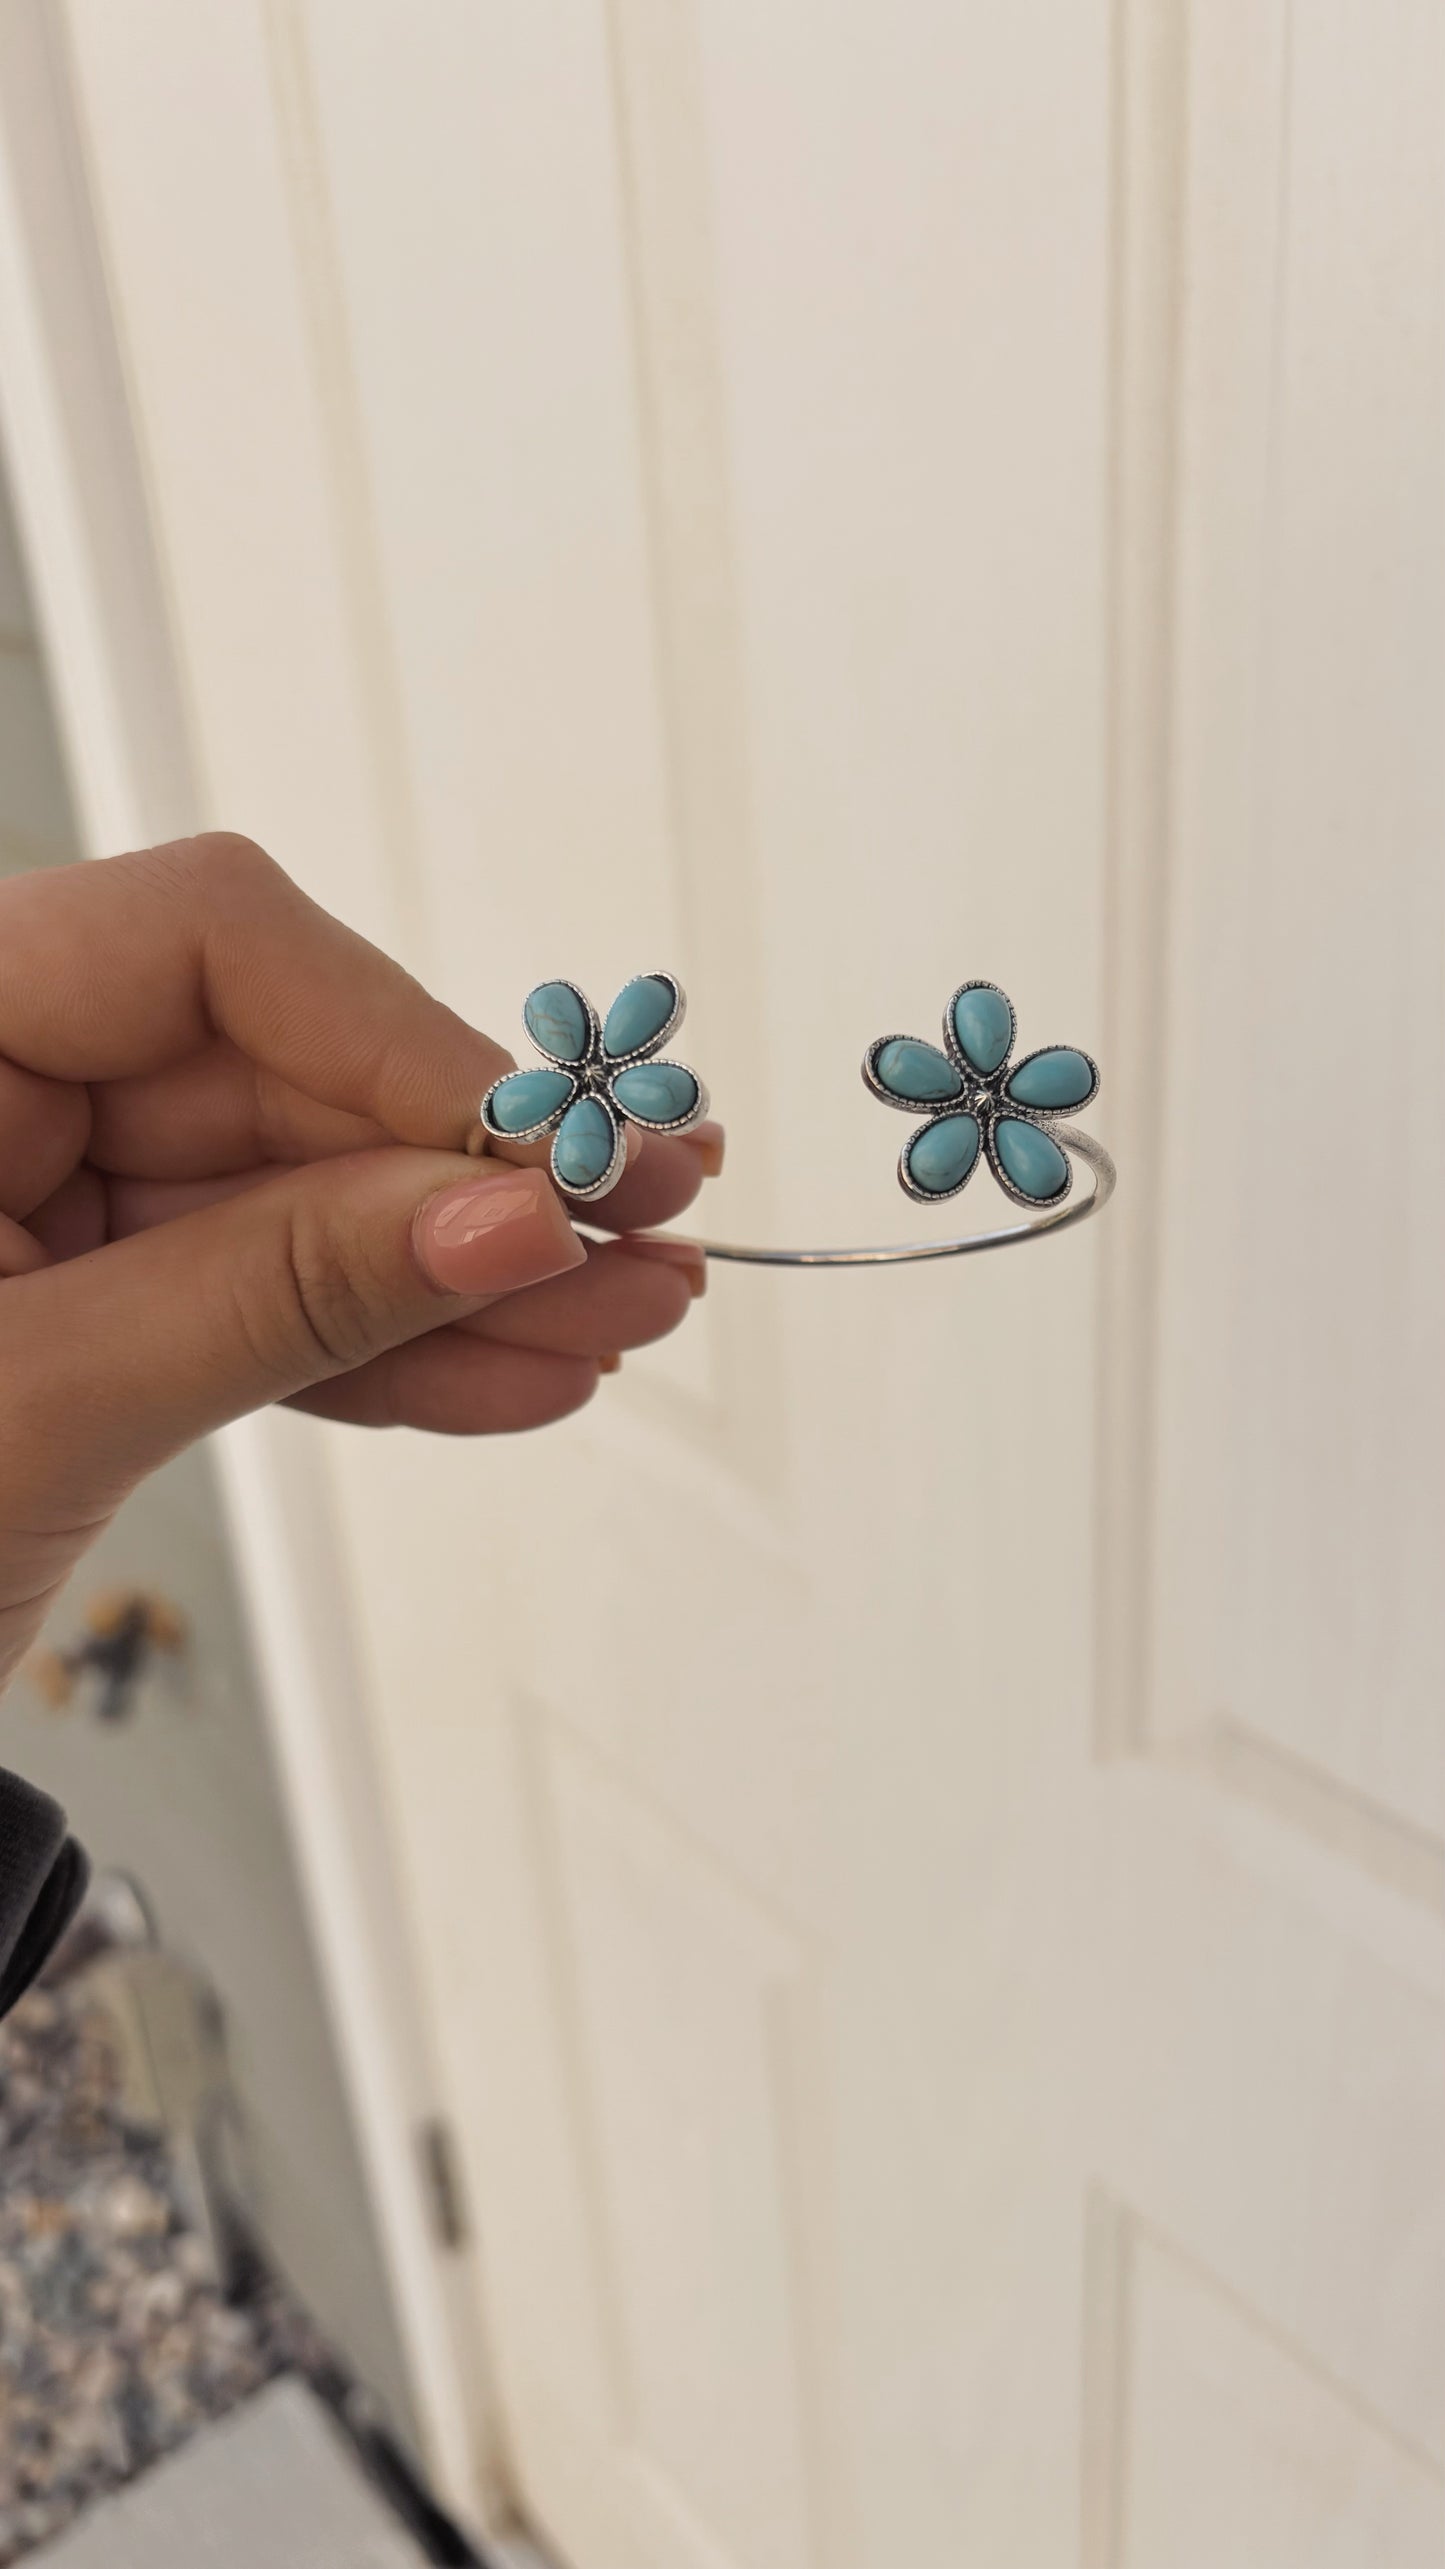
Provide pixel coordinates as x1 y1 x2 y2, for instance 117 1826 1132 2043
480 974 708 1200
863 981 1099 1209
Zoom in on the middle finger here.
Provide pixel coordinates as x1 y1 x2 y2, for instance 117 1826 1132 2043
457 1232 706 1354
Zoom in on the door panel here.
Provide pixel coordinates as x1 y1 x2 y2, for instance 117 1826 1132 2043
1119 2229 1442 2569
1154 0 1445 1835
4 3 1440 2562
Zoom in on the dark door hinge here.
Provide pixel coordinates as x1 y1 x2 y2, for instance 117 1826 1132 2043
417 2114 469 2251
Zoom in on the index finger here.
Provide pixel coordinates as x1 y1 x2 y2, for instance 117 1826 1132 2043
0 836 514 1149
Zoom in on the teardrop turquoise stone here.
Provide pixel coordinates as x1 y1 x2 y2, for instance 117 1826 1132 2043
906 1113 980 1195
952 985 1013 1076
486 1067 574 1134
995 1117 1069 1200
611 1062 699 1125
1005 1047 1095 1110
552 1096 617 1189
603 975 676 1058
874 1038 964 1104
524 981 590 1063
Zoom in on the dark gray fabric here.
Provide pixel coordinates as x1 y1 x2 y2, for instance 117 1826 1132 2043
0 1762 89 2017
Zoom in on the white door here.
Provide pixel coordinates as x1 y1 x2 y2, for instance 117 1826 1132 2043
0 451 415 2435
1 5 1440 2564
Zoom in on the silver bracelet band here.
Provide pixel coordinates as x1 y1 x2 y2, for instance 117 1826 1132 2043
674 1125 1115 1268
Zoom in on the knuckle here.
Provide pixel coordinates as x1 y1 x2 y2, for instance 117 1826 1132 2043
269 1197 398 1378
184 829 276 887
221 1192 398 1391
124 832 290 935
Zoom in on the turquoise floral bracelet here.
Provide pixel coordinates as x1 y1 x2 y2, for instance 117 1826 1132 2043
480 971 1113 1267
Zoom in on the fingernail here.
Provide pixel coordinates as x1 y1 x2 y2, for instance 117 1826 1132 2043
620 1234 708 1298
598 1351 623 1375
414 1168 585 1296
682 1120 725 1179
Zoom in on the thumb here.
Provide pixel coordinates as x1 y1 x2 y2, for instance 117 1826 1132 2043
0 1151 584 1530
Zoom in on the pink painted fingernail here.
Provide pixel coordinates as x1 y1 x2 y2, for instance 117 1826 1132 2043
414 1168 585 1296
681 1120 725 1179
620 1235 708 1298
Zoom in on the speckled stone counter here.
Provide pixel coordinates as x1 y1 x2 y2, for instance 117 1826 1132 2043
0 1980 328 2564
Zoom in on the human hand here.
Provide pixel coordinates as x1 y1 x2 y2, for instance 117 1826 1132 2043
0 835 720 1681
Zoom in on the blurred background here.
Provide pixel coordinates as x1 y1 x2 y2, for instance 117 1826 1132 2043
0 3 1440 2565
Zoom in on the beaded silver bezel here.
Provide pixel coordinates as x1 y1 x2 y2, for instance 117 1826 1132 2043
598 971 686 1067
860 1032 967 1117
522 977 601 1069
1002 1041 1101 1117
946 977 1018 1081
982 1108 1075 1212
898 1109 984 1206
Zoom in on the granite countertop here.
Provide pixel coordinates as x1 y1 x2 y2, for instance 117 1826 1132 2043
0 1979 329 2564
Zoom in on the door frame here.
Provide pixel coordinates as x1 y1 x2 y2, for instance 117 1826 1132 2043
0 1 490 2516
